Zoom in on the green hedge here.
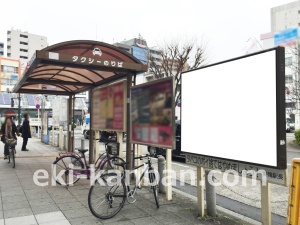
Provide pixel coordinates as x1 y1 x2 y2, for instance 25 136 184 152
295 129 300 145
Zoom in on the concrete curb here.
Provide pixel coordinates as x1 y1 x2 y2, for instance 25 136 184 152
172 187 261 225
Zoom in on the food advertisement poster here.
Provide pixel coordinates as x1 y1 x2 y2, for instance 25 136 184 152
131 77 174 148
92 81 126 131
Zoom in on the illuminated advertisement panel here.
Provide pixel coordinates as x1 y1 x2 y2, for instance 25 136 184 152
131 77 175 149
92 81 126 131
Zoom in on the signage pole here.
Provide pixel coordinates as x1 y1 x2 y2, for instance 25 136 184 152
197 166 205 216
38 108 40 138
261 182 271 225
166 149 172 200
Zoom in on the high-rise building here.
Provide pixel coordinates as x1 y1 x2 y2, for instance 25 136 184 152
7 29 47 73
260 1 300 129
0 43 4 56
271 1 300 32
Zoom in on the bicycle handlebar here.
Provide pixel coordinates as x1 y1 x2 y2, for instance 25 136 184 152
133 154 149 160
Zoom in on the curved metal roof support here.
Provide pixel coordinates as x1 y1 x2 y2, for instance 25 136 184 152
21 83 73 93
30 69 95 84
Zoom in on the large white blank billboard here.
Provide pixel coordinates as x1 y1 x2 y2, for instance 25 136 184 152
182 48 286 169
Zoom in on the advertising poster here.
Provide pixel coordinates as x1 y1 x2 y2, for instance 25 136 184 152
92 81 126 131
131 77 174 148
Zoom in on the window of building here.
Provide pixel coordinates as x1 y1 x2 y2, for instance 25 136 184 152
285 75 293 84
20 56 28 59
285 57 292 66
1 79 18 86
20 48 28 52
20 34 28 38
298 10 300 14
20 41 28 45
1 65 18 73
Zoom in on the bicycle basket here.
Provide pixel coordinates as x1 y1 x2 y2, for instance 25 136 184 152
5 139 17 147
107 142 119 155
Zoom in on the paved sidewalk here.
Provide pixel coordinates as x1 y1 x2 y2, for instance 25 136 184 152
0 138 251 225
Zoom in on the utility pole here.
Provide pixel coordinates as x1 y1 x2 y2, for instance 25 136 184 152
18 93 21 127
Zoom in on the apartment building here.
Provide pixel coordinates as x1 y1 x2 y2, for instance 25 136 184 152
271 0 300 32
0 57 21 92
0 43 4 56
7 29 47 73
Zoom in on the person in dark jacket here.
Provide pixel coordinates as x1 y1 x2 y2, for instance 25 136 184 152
0 117 21 159
21 114 31 151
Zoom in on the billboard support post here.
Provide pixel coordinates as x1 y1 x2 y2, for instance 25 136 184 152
94 130 99 163
137 144 142 187
205 170 216 217
261 182 271 225
197 166 205 217
117 131 123 166
166 149 172 200
126 73 132 170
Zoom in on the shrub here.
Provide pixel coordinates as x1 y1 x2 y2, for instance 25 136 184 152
295 129 300 145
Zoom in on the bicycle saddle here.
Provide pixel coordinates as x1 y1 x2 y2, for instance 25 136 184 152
77 149 88 154
114 162 130 167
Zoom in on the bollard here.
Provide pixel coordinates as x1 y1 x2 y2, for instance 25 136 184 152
158 155 166 193
63 134 67 150
205 170 217 217
81 138 85 150
55 134 59 147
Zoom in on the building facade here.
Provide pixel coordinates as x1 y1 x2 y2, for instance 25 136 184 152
0 43 4 56
0 57 21 92
260 1 300 129
114 35 182 119
7 29 47 74
271 1 300 32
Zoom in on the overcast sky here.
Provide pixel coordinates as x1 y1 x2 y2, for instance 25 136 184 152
0 0 295 64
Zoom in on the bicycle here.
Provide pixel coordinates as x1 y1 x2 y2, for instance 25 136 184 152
7 140 17 168
88 154 159 220
52 139 124 186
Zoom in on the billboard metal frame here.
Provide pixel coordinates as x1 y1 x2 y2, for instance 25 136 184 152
130 76 176 149
181 47 286 169
91 80 127 132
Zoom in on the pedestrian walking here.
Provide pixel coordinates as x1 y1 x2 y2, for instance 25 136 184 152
0 117 21 159
21 114 31 151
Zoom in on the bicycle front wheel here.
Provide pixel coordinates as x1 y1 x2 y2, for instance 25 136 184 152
88 173 126 220
149 172 159 208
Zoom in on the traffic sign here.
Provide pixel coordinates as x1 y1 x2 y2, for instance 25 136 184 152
36 104 40 109
36 97 40 101
177 102 181 107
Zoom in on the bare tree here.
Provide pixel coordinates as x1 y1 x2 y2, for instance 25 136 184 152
286 44 300 114
148 37 209 104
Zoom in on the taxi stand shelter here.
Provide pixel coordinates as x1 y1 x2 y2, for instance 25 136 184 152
13 40 148 168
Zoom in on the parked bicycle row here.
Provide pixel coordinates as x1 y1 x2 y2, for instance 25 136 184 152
52 139 159 220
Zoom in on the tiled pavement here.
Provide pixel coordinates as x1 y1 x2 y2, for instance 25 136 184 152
0 138 249 225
